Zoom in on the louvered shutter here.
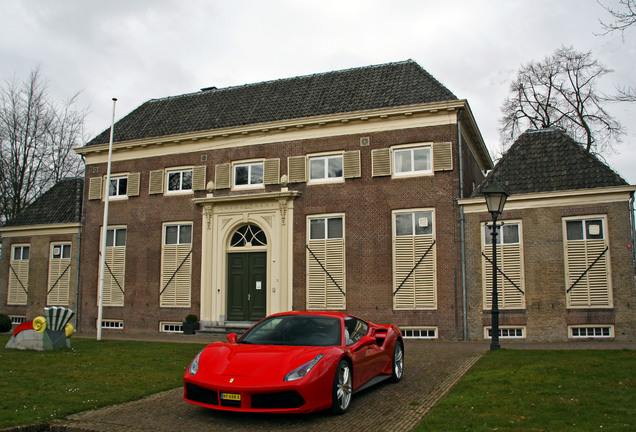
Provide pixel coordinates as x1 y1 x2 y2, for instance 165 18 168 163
103 246 125 307
372 148 391 177
393 236 436 310
215 163 231 189
483 243 525 310
343 151 361 179
149 170 164 195
263 159 280 185
565 240 611 307
8 257 28 305
127 173 140 197
307 239 346 310
288 156 307 183
160 244 192 307
89 177 103 200
191 166 206 191
47 257 71 305
433 142 453 171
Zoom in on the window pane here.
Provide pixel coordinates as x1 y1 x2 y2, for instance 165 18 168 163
22 247 29 260
310 159 325 180
235 166 249 185
115 229 127 247
327 217 343 239
414 211 432 235
109 179 118 196
182 171 192 190
106 229 114 247
566 221 583 240
310 218 326 240
394 150 412 173
53 246 62 259
62 244 71 259
119 177 127 195
168 172 181 191
503 224 519 244
413 148 431 171
396 213 413 236
328 157 343 178
484 224 502 245
586 220 603 240
251 164 263 184
180 225 192 244
165 226 178 244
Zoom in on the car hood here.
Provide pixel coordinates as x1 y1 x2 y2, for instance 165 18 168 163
199 343 329 378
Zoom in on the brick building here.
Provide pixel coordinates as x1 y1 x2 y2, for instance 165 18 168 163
0 178 83 326
74 60 492 337
460 128 636 342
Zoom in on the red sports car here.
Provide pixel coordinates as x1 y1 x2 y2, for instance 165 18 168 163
183 311 404 414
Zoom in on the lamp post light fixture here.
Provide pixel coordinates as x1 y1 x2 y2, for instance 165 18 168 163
482 181 509 351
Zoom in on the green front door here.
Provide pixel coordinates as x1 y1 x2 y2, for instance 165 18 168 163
227 252 267 321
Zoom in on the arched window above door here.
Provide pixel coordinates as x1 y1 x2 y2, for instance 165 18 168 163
230 224 267 248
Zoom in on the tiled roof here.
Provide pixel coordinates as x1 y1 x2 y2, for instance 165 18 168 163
3 178 83 227
86 60 457 146
473 128 628 196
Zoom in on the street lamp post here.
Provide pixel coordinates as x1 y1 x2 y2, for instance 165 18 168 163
482 182 509 351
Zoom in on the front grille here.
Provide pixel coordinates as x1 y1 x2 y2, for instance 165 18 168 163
186 383 218 406
251 391 306 409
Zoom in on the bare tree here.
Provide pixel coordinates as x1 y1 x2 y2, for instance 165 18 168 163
599 0 636 35
500 46 624 155
0 67 86 225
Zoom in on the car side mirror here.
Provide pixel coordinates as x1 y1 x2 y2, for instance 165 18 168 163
226 332 238 343
359 335 377 347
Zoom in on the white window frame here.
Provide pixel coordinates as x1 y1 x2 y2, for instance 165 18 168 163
401 327 438 339
160 321 184 333
309 216 344 240
164 223 192 245
100 320 124 330
166 167 194 195
568 325 613 339
484 326 526 339
232 161 265 190
12 245 30 261
51 243 72 260
106 227 127 247
308 153 344 184
108 175 129 199
392 144 433 178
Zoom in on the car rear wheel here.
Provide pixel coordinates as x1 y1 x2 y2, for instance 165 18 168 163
331 360 352 414
390 340 404 382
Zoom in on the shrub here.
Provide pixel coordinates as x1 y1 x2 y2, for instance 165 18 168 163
184 314 198 323
0 313 11 333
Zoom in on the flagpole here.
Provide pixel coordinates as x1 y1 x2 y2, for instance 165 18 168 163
97 98 117 341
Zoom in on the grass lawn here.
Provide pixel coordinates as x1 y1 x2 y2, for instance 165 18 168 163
0 334 205 428
415 349 635 432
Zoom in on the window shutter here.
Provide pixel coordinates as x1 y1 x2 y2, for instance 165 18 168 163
192 166 206 191
160 244 192 307
88 177 103 200
288 156 307 183
393 236 436 310
565 240 611 307
103 247 125 307
343 151 361 179
483 243 525 310
372 148 391 177
433 142 453 171
8 258 29 305
47 257 71 305
149 170 164 195
307 239 346 310
127 173 140 197
263 158 280 185
215 163 231 189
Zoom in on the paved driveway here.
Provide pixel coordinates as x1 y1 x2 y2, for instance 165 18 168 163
51 340 487 432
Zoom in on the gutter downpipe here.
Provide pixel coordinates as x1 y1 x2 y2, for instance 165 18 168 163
74 177 83 332
630 192 636 273
457 109 468 341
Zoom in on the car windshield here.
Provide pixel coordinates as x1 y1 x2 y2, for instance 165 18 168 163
238 315 342 347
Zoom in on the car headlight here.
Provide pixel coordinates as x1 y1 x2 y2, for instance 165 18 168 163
188 350 203 376
284 354 324 382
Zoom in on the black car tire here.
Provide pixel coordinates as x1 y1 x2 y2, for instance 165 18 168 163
331 359 353 414
390 340 404 383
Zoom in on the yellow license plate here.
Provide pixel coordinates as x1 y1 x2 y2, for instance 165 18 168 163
220 393 241 401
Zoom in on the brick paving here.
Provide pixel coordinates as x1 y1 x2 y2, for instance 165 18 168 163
47 339 487 432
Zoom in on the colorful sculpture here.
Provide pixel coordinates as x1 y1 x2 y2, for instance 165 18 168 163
5 306 75 351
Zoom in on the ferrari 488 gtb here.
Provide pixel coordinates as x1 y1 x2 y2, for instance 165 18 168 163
184 311 404 414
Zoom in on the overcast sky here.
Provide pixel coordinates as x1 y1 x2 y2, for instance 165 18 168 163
2 0 635 183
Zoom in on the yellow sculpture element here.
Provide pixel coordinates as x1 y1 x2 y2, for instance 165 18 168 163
33 316 47 333
65 323 74 338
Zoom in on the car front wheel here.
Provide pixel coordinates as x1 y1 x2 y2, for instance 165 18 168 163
331 359 352 414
